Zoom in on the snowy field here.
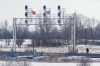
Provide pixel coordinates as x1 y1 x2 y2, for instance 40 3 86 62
0 45 100 54
0 61 99 66
0 40 100 65
0 39 100 54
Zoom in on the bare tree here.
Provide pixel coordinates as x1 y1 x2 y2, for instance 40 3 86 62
1 20 12 45
34 14 53 47
16 26 29 47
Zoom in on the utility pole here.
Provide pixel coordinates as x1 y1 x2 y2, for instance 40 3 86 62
71 11 76 53
73 11 76 52
12 18 16 52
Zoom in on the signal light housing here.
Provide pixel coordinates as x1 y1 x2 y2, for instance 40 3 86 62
25 12 28 17
43 5 46 10
25 5 28 10
25 20 27 23
58 5 60 10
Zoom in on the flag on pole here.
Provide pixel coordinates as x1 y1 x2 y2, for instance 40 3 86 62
32 11 36 15
46 10 50 14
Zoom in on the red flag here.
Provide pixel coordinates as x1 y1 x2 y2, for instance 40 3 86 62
32 11 36 15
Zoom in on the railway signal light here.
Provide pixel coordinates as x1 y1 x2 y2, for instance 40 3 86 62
25 20 27 23
58 19 61 23
25 5 28 10
43 5 46 17
58 5 60 10
43 5 46 22
57 5 61 23
25 5 28 24
58 12 61 17
43 12 46 17
43 5 46 10
57 5 61 17
25 12 28 17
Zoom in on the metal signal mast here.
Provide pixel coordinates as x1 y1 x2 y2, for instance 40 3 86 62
12 5 77 53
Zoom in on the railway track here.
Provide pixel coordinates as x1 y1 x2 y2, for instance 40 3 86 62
0 51 100 58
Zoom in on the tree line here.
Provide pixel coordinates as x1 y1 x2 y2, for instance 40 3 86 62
1 14 100 47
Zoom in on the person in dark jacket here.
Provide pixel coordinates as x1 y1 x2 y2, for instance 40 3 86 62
86 48 89 53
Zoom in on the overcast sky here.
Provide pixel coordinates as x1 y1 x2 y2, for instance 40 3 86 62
0 0 100 24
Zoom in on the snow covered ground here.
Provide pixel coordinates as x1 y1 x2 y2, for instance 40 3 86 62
0 39 100 64
0 45 100 54
0 39 100 54
4 54 100 62
77 45 100 54
0 61 99 66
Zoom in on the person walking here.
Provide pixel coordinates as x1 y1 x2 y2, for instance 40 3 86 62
86 48 89 54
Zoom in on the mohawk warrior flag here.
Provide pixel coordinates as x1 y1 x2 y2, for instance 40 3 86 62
32 11 36 15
